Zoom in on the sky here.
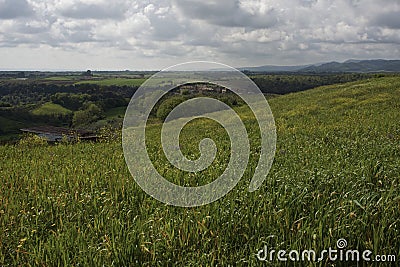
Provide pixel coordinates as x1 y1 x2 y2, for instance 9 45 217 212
0 0 399 70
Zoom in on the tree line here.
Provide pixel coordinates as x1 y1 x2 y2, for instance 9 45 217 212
0 73 394 141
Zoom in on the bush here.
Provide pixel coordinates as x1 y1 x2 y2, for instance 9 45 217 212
72 103 105 127
18 134 48 147
156 96 186 121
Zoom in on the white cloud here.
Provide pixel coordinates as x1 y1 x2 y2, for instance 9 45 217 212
56 0 129 20
0 0 398 69
0 0 34 19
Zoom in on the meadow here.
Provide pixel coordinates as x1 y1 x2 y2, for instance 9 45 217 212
31 102 73 117
0 77 399 266
75 78 146 87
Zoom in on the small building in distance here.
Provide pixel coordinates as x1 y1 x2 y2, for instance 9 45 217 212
20 126 98 142
178 83 228 94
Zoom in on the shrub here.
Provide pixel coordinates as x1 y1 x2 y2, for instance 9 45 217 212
156 96 186 121
18 134 48 147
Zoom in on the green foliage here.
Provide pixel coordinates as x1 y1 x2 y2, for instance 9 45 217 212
105 106 126 119
156 95 186 121
51 93 90 111
154 92 244 122
0 116 23 134
18 133 48 147
98 125 122 143
31 102 73 116
1 73 394 137
82 70 93 77
251 73 378 94
97 97 128 111
218 94 245 107
0 81 137 136
0 77 400 265
72 103 105 127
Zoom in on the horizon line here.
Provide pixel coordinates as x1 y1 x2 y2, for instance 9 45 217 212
0 58 399 72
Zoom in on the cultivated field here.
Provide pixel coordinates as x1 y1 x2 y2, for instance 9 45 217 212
75 78 146 87
1 77 399 266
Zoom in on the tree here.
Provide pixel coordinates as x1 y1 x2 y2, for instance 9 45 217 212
17 71 26 78
72 103 104 127
82 70 93 77
156 96 186 121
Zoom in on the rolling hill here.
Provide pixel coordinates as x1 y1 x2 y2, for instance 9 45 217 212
241 59 400 73
1 77 399 265
300 59 400 73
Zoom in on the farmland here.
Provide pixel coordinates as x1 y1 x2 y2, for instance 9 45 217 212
1 77 400 266
75 78 147 87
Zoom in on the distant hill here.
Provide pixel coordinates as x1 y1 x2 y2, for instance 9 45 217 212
241 59 400 73
2 76 400 265
239 64 312 72
300 59 400 73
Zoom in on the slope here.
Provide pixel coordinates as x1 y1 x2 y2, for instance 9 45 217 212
1 77 399 266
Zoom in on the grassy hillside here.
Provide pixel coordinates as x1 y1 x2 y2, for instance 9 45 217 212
1 77 399 266
31 102 73 116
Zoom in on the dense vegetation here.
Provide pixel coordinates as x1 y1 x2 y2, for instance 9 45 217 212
0 82 137 140
249 73 386 94
1 77 399 265
0 72 393 142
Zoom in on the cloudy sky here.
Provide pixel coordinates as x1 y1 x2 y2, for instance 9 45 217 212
0 0 399 70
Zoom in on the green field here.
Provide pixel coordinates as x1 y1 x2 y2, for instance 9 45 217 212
75 78 146 87
43 77 75 81
1 77 399 266
31 102 73 116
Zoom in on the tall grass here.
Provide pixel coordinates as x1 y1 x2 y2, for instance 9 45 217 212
1 77 399 266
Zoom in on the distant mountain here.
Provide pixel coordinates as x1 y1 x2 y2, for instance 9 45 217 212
240 59 400 73
344 59 364 64
239 64 312 72
299 59 400 73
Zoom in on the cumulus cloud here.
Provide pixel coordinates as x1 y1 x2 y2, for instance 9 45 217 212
0 0 399 69
174 0 278 29
372 11 400 29
0 0 34 19
57 0 128 20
